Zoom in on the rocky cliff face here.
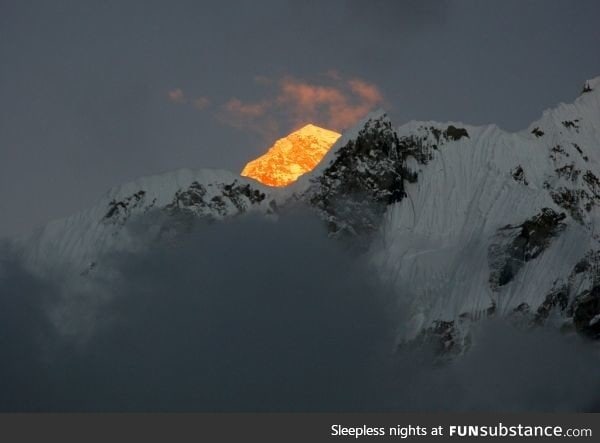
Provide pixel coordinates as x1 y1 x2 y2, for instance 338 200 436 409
305 116 409 237
10 77 600 352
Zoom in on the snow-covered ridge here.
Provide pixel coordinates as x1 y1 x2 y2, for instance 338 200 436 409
14 168 277 276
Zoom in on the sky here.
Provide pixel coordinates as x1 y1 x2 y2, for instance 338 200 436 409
1 0 600 236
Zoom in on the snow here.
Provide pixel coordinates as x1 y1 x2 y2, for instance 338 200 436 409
8 76 600 343
370 76 600 341
13 168 277 276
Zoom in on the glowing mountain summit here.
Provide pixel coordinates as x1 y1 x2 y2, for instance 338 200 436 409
241 124 341 187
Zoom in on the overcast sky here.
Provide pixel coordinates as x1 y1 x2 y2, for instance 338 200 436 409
1 0 600 236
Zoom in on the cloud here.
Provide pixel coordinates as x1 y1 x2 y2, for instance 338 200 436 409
0 210 397 411
191 96 211 110
349 78 384 105
219 74 386 138
223 98 269 118
276 76 384 130
391 321 600 412
167 88 186 104
167 88 210 110
220 98 278 140
1 210 599 412
167 75 384 141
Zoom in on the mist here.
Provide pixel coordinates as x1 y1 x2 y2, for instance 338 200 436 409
0 210 598 411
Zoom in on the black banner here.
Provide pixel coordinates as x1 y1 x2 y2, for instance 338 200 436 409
0 413 598 442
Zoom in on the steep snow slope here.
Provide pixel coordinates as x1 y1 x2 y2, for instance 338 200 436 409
301 77 600 349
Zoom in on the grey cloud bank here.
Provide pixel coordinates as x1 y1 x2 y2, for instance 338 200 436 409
0 211 598 411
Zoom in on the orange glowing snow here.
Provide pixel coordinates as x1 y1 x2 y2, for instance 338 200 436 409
241 124 341 187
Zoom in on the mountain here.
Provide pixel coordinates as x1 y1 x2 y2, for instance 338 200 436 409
241 124 341 186
10 77 600 352
13 169 276 277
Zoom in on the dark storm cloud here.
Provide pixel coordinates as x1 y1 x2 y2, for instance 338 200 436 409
0 211 599 411
1 0 600 236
